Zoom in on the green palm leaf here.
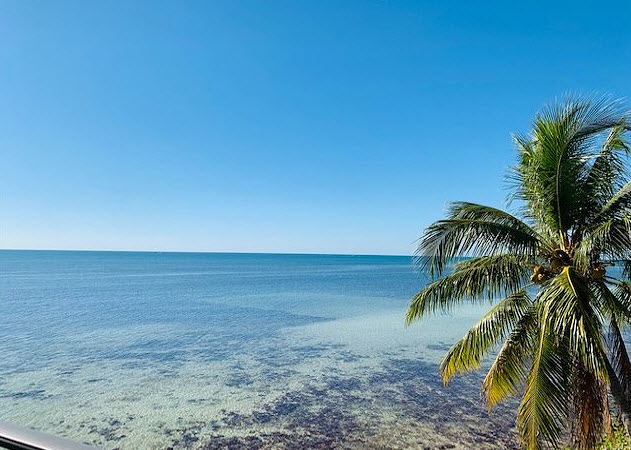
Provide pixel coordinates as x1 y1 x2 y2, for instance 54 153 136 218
597 180 631 221
483 304 538 406
406 254 532 323
416 203 542 278
608 318 631 402
575 218 631 269
539 267 608 377
517 322 570 449
440 289 531 384
582 122 630 221
509 96 627 243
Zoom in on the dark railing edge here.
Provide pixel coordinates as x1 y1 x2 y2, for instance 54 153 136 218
0 420 100 450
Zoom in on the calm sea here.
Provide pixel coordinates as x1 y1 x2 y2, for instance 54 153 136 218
0 250 516 449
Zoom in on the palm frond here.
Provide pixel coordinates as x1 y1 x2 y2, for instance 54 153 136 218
613 280 631 319
406 254 532 324
509 96 627 240
608 318 631 403
591 281 631 323
415 202 541 278
517 322 570 449
574 218 631 270
440 289 531 384
539 267 608 377
622 260 631 280
582 122 630 223
482 304 538 407
597 180 631 221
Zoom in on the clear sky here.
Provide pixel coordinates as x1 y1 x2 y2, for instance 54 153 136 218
2 1 630 255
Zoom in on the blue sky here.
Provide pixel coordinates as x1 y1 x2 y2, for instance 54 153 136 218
2 1 630 255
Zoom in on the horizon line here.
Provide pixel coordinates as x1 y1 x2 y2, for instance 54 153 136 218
0 248 413 258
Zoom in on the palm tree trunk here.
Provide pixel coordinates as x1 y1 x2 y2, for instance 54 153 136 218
605 358 631 435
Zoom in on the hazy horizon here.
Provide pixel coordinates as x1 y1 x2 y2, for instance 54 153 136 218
0 248 414 257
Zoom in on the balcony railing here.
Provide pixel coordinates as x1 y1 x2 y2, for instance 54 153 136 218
0 420 100 450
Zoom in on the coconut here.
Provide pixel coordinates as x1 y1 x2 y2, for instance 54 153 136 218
591 265 606 279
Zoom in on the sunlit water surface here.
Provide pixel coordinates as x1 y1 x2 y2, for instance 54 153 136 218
0 251 518 449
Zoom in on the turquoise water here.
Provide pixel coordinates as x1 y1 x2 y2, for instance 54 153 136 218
0 251 516 449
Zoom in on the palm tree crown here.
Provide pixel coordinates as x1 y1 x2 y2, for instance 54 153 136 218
406 96 631 449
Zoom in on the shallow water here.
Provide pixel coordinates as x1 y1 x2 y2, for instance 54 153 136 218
0 251 517 449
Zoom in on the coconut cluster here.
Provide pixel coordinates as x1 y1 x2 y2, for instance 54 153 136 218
529 248 607 284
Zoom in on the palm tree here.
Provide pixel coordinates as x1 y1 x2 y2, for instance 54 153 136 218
406 96 631 449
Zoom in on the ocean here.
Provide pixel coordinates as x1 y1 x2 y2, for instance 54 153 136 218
0 250 516 449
